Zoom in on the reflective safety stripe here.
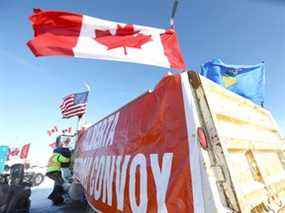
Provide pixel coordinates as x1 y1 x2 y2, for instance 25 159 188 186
47 153 70 172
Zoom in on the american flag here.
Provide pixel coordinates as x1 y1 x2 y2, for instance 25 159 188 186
60 91 89 118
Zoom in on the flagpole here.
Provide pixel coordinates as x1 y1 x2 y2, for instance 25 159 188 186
169 0 180 74
170 0 179 29
84 82 91 93
170 0 188 74
74 84 90 148
72 115 82 152
76 115 82 134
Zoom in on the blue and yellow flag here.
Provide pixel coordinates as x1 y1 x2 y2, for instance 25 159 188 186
200 59 265 105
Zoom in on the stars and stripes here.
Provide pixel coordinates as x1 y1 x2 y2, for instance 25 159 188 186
60 91 89 118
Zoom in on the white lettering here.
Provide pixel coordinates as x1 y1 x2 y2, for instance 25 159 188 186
94 156 105 199
101 119 109 147
76 152 174 213
89 156 99 197
85 129 94 151
106 112 120 146
82 157 91 188
84 157 92 192
102 156 116 206
116 155 130 211
89 126 98 150
150 153 173 213
129 154 148 213
96 121 105 148
83 112 120 151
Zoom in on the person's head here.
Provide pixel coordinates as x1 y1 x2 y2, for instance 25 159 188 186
63 137 71 147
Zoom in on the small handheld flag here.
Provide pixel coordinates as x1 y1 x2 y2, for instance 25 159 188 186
9 147 20 158
62 127 72 134
60 91 89 119
20 144 30 159
49 141 57 149
47 126 58 136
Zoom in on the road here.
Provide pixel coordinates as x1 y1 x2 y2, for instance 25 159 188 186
30 178 88 213
30 179 285 213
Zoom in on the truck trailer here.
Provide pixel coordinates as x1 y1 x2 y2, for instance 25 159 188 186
72 71 285 213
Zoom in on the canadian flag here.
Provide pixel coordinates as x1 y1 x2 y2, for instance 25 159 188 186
49 142 57 149
27 9 186 70
47 126 58 136
62 127 72 134
20 143 30 159
8 147 20 158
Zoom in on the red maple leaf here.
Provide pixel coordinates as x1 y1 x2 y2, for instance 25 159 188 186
94 24 152 55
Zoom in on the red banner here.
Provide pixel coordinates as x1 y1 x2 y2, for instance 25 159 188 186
74 74 193 212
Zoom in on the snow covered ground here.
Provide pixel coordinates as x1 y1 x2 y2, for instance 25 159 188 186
30 178 87 213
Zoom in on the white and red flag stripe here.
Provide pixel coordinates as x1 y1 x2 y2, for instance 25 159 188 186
27 9 186 70
8 147 20 158
49 141 57 149
20 143 30 159
62 127 72 134
60 91 88 118
47 126 58 136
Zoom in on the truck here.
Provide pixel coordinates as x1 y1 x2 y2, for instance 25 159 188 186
72 71 285 213
0 146 9 174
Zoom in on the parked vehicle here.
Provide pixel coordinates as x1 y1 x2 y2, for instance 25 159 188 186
0 164 32 213
72 71 285 212
3 164 45 188
25 165 45 187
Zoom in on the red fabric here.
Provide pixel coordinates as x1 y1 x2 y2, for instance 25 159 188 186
27 9 82 56
47 126 59 136
49 142 57 149
27 9 186 70
95 24 152 55
20 144 30 159
63 127 72 134
160 29 186 70
74 74 193 212
9 148 20 157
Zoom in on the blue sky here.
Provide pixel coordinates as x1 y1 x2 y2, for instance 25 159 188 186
1 0 285 161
